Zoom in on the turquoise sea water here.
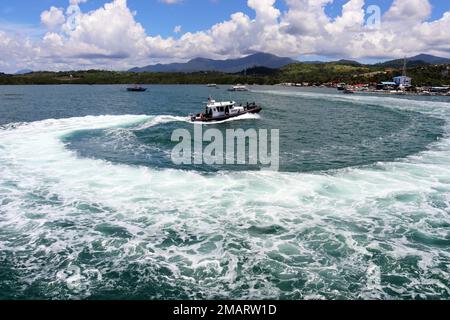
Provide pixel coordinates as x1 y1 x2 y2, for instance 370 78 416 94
0 85 449 299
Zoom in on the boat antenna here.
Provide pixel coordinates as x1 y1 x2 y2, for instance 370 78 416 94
402 56 407 77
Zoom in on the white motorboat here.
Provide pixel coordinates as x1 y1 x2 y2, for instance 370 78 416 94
190 98 261 122
228 84 248 92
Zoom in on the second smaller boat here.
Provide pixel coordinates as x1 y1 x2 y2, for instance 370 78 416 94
228 84 248 92
343 88 355 94
127 85 147 92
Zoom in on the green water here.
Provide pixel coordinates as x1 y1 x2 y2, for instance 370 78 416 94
0 85 449 299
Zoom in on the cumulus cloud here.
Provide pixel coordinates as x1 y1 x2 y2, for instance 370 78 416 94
1 0 450 72
40 6 65 31
385 0 432 23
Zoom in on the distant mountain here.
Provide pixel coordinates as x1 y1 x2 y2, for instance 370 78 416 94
15 69 33 75
129 53 297 73
409 54 450 64
333 59 362 66
300 61 325 65
377 54 450 68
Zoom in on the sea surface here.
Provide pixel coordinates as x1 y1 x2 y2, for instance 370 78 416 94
0 85 449 299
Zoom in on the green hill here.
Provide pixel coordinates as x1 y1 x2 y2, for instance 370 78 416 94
1 62 448 86
280 62 372 83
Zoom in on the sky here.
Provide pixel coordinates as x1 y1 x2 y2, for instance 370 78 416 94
0 0 450 73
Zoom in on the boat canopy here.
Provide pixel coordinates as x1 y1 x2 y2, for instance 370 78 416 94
206 99 235 108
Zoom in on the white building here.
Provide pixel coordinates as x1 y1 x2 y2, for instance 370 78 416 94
393 76 412 87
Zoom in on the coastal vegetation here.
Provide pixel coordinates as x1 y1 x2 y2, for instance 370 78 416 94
0 61 449 86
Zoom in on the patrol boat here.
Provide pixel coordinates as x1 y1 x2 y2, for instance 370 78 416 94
190 98 262 123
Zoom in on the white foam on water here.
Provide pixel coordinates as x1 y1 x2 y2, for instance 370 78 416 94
129 113 261 131
0 93 449 299
132 115 190 131
200 113 261 125
254 89 450 117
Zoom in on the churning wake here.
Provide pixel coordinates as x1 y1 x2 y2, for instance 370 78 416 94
0 93 449 299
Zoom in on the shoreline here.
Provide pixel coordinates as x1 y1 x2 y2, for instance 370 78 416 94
1 83 448 97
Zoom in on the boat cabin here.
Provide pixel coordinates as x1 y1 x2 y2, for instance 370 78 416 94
203 99 245 118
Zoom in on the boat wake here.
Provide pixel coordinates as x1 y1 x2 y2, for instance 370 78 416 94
132 115 190 131
0 95 449 299
129 113 261 131
253 89 450 118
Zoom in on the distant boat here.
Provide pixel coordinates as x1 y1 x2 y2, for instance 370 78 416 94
127 85 147 92
228 84 248 92
343 88 355 94
207 84 217 87
336 83 346 91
